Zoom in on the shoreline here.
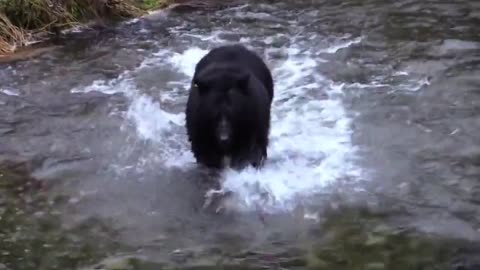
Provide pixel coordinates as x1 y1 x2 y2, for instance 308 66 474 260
0 0 240 63
0 0 176 60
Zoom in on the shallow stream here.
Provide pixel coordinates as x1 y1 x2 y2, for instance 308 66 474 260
1 0 480 269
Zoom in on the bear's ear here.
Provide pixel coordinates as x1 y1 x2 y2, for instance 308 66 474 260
236 73 250 92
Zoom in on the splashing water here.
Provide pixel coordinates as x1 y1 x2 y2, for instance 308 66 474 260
217 43 363 212
70 29 366 213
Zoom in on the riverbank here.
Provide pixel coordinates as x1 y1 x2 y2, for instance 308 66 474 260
0 0 173 56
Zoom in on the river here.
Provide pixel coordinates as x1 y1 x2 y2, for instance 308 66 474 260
1 0 480 269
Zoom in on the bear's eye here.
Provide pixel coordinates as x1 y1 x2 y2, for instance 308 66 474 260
192 83 202 92
192 82 208 94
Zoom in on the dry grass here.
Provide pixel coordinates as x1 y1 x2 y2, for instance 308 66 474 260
0 0 171 55
0 12 29 54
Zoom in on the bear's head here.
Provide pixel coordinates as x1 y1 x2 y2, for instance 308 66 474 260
191 68 253 151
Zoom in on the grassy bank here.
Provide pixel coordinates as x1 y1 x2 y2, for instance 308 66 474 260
0 0 173 55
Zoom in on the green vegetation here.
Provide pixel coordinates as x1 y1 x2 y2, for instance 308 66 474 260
138 0 171 10
0 0 173 55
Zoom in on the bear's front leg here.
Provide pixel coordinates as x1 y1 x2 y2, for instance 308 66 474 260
195 150 225 170
250 144 267 169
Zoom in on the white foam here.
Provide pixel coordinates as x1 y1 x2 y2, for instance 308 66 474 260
126 94 185 141
0 88 19 96
70 59 186 146
404 76 430 92
320 36 363 54
345 71 430 93
169 48 209 77
216 45 362 212
132 40 363 211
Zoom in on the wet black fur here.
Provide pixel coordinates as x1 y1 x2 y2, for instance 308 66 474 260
185 44 274 170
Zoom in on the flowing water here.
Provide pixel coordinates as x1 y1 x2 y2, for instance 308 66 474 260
1 0 480 269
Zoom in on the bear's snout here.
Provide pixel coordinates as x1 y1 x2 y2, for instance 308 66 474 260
216 116 232 147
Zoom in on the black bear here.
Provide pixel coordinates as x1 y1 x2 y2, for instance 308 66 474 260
185 44 274 170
